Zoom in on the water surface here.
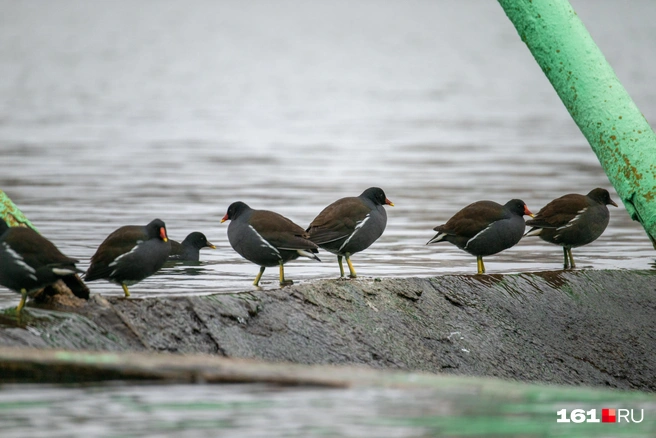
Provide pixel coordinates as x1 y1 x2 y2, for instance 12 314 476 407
2 0 654 306
1 0 656 435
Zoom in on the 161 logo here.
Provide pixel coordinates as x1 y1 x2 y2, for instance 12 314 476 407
557 408 644 423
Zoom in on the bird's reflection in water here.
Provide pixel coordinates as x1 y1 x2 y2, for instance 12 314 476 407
162 262 206 277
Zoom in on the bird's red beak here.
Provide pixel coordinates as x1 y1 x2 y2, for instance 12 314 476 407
220 213 229 223
385 198 395 207
524 205 535 218
159 227 168 242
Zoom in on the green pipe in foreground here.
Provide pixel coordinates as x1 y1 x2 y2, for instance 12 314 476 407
498 0 656 246
0 189 37 231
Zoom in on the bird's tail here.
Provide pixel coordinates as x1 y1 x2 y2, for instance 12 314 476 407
297 249 321 262
426 233 446 245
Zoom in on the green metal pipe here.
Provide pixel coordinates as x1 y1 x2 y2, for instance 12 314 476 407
498 0 656 246
0 189 37 231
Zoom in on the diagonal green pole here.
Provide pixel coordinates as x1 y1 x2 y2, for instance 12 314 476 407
0 190 37 231
498 0 656 247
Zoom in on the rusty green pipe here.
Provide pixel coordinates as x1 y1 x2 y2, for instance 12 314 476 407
0 190 37 231
498 0 656 246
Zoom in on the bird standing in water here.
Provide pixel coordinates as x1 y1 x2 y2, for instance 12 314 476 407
168 232 216 262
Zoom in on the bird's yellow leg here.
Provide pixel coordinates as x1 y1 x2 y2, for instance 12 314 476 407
346 254 357 278
253 266 266 287
476 256 485 274
567 247 576 269
279 261 293 286
121 284 131 298
337 255 345 277
16 289 27 315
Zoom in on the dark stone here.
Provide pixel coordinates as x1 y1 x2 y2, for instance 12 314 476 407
1 270 654 392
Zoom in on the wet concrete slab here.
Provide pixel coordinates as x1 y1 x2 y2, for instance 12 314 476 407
1 270 655 392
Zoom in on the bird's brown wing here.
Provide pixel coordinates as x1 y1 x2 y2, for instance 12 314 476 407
250 210 317 251
307 197 370 244
436 200 506 238
7 228 79 267
85 225 145 280
525 194 587 229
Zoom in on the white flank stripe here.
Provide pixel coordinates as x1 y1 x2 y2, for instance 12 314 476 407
52 268 76 276
339 214 370 252
465 224 492 250
3 243 36 275
109 240 143 276
249 225 281 259
557 208 587 231
525 228 542 237
109 241 143 267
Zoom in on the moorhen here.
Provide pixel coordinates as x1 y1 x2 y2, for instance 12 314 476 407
168 232 216 261
0 218 85 314
307 187 394 278
427 199 533 274
525 188 618 268
222 202 320 286
85 218 171 297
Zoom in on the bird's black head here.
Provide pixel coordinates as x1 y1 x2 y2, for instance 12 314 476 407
184 232 216 249
221 201 251 223
587 188 618 207
145 218 168 242
505 199 534 217
360 187 394 207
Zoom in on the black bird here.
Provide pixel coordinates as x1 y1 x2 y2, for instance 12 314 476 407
0 218 85 314
85 219 171 297
307 187 394 278
427 199 534 274
525 188 618 268
168 232 216 261
221 202 320 287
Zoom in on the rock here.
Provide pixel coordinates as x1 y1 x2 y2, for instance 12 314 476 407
1 270 654 392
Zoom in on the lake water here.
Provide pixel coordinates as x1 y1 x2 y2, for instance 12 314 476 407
1 0 655 435
1 0 655 305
